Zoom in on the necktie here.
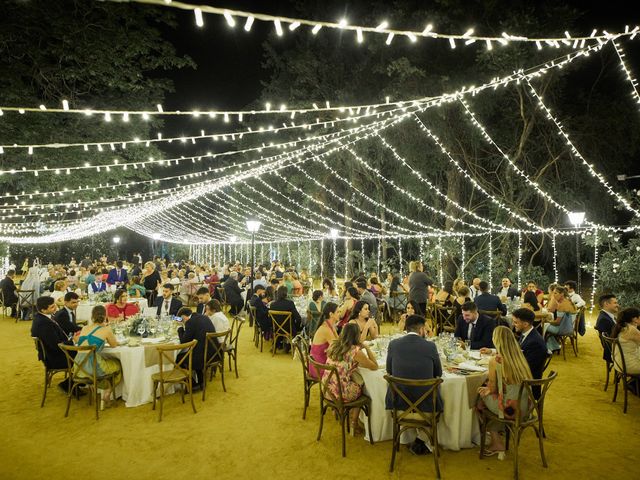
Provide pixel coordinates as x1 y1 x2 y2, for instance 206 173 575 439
469 323 475 341
71 310 76 325
164 300 170 315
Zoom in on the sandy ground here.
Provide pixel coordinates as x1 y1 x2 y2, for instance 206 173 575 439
0 311 637 480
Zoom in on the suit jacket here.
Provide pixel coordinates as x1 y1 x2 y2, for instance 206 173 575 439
474 292 507 316
595 311 616 362
454 314 496 349
269 298 302 332
154 296 183 317
494 286 519 300
252 296 271 333
106 268 128 285
178 313 216 369
31 312 73 369
385 333 443 412
0 276 18 305
53 307 82 337
223 277 244 307
520 328 547 380
196 303 206 315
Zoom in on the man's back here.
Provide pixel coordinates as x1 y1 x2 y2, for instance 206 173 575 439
385 334 442 412
408 272 431 304
475 292 506 315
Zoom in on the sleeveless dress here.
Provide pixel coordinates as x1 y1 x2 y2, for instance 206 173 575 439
308 322 337 379
480 363 530 421
615 328 640 375
75 326 122 388
545 311 575 351
322 346 362 402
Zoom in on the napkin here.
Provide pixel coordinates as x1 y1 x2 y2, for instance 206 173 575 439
456 361 487 372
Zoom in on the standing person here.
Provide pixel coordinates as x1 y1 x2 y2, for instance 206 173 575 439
408 261 433 315
385 314 443 455
177 307 216 391
52 292 82 337
355 279 378 320
141 261 162 307
106 260 128 289
0 269 18 318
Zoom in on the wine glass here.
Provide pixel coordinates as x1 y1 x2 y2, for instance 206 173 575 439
137 324 145 337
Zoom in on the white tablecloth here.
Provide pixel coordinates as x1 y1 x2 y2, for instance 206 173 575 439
358 364 483 450
76 298 148 323
102 339 177 407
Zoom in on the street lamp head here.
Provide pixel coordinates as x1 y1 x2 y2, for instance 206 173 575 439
246 219 262 233
112 235 121 244
568 211 586 227
329 228 339 239
229 235 238 243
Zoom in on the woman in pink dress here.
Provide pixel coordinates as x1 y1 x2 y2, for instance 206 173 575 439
323 323 378 435
309 302 340 379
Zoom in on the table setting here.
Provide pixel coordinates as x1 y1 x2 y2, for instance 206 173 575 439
357 332 489 450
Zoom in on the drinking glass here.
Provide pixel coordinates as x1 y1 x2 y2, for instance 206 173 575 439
137 324 145 336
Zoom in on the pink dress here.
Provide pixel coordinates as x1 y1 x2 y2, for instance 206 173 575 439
309 342 329 379
323 346 362 402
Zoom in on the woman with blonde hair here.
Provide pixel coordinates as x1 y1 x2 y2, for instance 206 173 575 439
477 326 532 456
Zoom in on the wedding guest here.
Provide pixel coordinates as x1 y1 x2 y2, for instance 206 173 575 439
477 326 532 456
386 275 408 312
369 277 384 297
474 281 507 316
127 276 146 299
323 323 378 435
454 302 495 349
309 302 340 379
469 277 482 299
223 271 244 315
397 300 428 333
595 294 619 363
291 273 304 296
564 281 586 308
196 286 212 315
141 261 162 307
106 289 140 323
496 277 519 301
355 278 378 319
543 286 576 353
511 308 547 395
205 299 231 341
336 287 359 329
253 286 273 337
53 292 82 337
106 260 128 288
385 314 443 455
322 278 338 301
453 286 472 320
522 281 544 306
50 280 68 307
88 274 107 295
434 281 455 306
408 261 433 314
522 290 541 312
308 290 326 317
612 307 640 374
0 269 18 318
269 285 302 351
349 300 379 343
177 307 216 391
154 284 183 317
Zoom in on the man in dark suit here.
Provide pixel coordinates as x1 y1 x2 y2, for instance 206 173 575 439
495 277 519 301
0 269 18 318
455 302 495 349
475 281 507 316
106 260 128 288
223 272 244 315
154 283 183 317
53 292 82 337
594 294 619 362
195 286 212 315
512 308 547 397
30 296 76 393
269 285 302 352
385 314 442 455
177 307 216 391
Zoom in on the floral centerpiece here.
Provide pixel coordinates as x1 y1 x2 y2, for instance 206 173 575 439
93 291 113 303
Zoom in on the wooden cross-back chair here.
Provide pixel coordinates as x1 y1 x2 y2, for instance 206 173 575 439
598 332 615 391
268 310 294 356
33 337 68 407
224 316 244 378
606 335 640 413
202 330 230 400
292 335 319 420
384 375 444 478
151 340 197 422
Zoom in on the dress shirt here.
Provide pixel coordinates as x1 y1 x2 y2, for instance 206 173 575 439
519 326 534 344
467 320 477 340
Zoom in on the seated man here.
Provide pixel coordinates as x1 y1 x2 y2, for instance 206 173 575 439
474 281 507 316
564 281 586 309
0 269 19 318
88 275 107 295
455 302 495 350
253 286 273 337
223 272 244 315
53 292 82 337
31 296 76 393
385 314 442 455
269 285 302 351
495 277 519 301
195 286 212 315
595 294 619 363
154 283 183 317
177 307 216 391
511 308 547 397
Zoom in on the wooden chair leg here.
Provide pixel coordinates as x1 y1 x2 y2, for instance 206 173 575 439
189 381 197 414
365 405 374 445
303 383 309 420
612 372 620 402
478 414 486 459
202 368 208 402
389 426 398 472
95 386 100 421
513 428 521 480
433 424 441 480
623 378 629 414
317 403 326 441
233 352 239 378
41 371 49 408
158 382 165 422
220 362 227 392
340 411 347 457
64 384 73 418
537 424 548 467
604 364 611 391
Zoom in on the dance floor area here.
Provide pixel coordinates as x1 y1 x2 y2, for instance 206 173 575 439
0 314 637 480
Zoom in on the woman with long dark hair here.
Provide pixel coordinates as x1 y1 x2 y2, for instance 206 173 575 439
309 302 340 378
613 307 640 374
336 286 359 329
349 300 379 343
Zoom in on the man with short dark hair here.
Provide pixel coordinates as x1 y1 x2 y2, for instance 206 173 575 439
511 308 547 386
385 314 442 456
454 302 495 349
177 307 216 391
106 260 128 288
564 281 586 308
0 269 18 318
195 286 211 315
474 281 507 316
53 291 82 337
31 296 76 393
154 283 183 317
356 278 378 319
595 294 619 362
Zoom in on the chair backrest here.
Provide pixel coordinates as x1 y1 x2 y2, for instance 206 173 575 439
32 336 46 364
306 310 322 339
542 352 553 373
156 340 197 382
515 371 558 425
248 305 257 326
292 334 313 381
216 287 227 304
268 310 293 337
605 335 628 374
573 306 585 336
479 309 502 320
204 330 229 368
18 289 35 306
308 357 344 407
58 343 98 381
384 374 443 423
228 316 245 349
599 332 614 365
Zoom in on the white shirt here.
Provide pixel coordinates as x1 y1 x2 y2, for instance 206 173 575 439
469 286 480 299
209 312 231 343
467 319 478 340
519 326 534 345
161 297 172 316
569 292 586 309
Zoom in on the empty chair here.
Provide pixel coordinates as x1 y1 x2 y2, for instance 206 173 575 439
151 340 197 422
224 316 244 378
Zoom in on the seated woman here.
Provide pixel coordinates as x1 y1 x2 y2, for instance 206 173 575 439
283 273 294 297
50 280 68 307
106 289 140 324
369 277 384 297
543 286 576 352
309 302 340 379
522 281 544 306
453 286 472 319
613 307 640 375
522 290 541 312
75 305 123 409
308 290 326 315
336 286 359 330
348 300 379 343
477 326 532 456
322 278 339 303
323 322 378 435
397 300 433 336
127 276 146 299
434 281 455 306
452 278 466 295
291 273 304 297
386 275 408 312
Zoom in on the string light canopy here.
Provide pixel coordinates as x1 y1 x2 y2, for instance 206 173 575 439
117 0 638 50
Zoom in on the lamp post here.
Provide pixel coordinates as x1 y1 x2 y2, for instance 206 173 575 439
568 212 586 293
246 220 261 309
112 235 121 261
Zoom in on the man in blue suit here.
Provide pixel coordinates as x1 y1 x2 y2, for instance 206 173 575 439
512 308 548 398
474 281 507 316
385 315 442 455
106 260 128 288
594 294 619 362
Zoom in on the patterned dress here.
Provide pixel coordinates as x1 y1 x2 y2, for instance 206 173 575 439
323 346 362 402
